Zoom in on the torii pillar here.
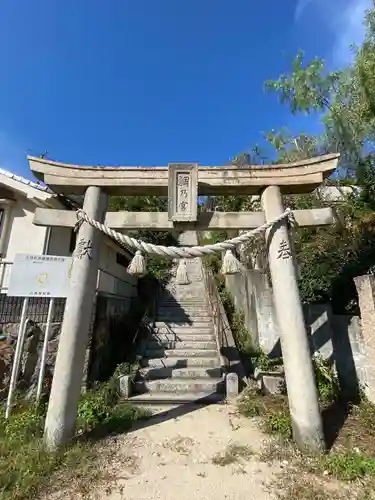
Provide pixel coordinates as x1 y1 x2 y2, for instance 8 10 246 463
44 186 108 450
261 186 324 453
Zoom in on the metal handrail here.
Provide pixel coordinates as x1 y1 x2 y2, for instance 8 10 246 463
132 287 157 358
200 255 247 385
201 265 231 368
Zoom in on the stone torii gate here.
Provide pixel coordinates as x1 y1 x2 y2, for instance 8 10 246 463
28 153 339 453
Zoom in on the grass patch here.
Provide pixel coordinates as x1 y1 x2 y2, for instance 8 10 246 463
322 450 375 481
238 384 375 496
212 443 254 466
238 385 292 440
263 410 292 440
0 378 149 500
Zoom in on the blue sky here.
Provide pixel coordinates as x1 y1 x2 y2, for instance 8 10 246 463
0 0 371 178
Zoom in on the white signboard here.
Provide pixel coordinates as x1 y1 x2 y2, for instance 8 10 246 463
7 254 73 298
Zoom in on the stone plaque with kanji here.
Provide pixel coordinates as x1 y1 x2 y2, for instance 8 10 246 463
168 163 198 222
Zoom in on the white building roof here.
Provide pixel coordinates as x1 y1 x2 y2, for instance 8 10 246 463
0 167 65 209
0 167 50 193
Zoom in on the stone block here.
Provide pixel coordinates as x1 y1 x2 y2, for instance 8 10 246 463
226 372 239 401
254 368 285 395
118 374 132 399
354 275 375 403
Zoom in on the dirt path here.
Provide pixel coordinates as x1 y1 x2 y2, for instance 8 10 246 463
63 403 281 500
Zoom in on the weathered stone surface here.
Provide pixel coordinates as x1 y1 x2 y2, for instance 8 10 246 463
226 265 371 401
0 339 13 399
132 246 227 405
254 368 285 395
0 322 58 401
118 375 132 399
29 153 339 195
168 164 198 222
354 275 375 403
226 372 239 401
34 207 335 231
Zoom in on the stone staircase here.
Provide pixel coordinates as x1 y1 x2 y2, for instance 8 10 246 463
130 232 225 407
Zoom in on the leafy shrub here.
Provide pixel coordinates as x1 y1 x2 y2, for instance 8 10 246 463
77 379 119 432
100 403 149 434
77 368 150 434
113 361 138 378
312 355 340 404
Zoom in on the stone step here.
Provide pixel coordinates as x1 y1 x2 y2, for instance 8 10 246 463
159 295 207 300
159 306 209 311
140 366 222 380
157 297 209 307
129 391 224 406
134 377 225 394
166 294 206 301
158 305 208 311
157 309 209 316
153 327 214 335
155 317 212 324
142 356 220 369
155 320 210 327
150 333 215 342
154 321 213 328
156 310 209 318
146 340 217 350
161 299 208 305
145 348 219 358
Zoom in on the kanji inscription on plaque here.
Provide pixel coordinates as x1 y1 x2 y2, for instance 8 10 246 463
168 164 198 222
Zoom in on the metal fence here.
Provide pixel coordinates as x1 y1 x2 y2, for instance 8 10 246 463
1 259 137 416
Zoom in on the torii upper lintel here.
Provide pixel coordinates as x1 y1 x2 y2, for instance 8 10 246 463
28 153 339 196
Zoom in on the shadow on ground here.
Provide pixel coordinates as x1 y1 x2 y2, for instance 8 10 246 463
322 400 353 450
78 399 226 444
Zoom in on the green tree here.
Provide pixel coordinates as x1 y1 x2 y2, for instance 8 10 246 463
263 7 375 309
210 7 375 310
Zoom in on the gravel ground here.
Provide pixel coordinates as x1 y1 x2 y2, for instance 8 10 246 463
58 403 280 500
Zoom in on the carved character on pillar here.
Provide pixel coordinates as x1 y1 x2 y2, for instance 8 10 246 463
277 239 292 260
75 238 93 260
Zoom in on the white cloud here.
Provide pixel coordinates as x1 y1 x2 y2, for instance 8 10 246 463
331 0 372 66
294 0 372 66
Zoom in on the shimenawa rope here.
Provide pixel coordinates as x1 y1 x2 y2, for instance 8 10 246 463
74 208 295 278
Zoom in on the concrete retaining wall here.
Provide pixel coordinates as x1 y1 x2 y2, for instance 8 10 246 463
226 267 374 402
